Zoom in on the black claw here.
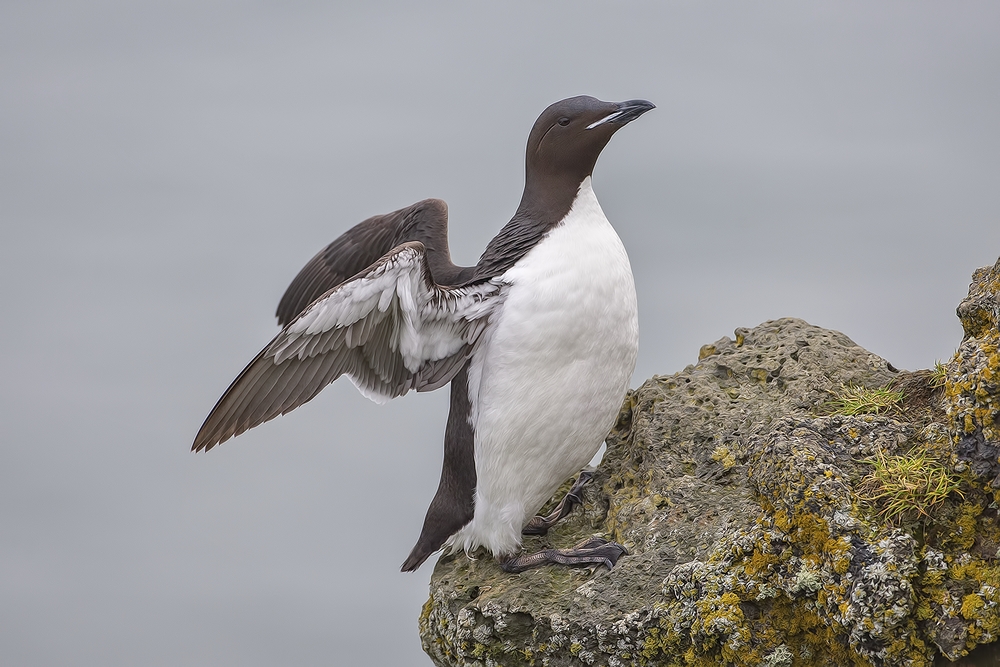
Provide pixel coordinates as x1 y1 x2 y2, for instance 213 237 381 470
521 470 596 536
521 518 549 536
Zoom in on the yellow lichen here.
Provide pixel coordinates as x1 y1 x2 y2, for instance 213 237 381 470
711 445 737 470
962 593 985 620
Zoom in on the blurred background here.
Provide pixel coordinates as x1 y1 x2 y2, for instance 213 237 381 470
2 2 999 665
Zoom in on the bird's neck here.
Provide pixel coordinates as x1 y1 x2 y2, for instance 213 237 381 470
471 173 591 282
514 169 588 224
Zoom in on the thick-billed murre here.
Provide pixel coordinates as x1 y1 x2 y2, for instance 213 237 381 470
192 96 655 573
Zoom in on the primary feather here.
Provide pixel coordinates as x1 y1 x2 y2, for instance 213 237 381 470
192 242 499 452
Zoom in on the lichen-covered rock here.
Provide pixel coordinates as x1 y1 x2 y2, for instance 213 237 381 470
419 259 1000 667
948 256 1000 485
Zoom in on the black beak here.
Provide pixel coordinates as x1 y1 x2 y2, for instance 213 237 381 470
586 99 656 130
614 99 656 124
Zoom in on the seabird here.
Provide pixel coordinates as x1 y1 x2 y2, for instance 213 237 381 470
193 95 655 573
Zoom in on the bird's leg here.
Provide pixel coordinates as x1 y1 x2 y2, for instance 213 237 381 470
497 536 628 574
522 470 594 536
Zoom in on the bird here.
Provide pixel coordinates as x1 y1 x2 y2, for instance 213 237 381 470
192 95 655 573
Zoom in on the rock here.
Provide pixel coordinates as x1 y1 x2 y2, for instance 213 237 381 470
949 257 1000 486
419 259 1000 667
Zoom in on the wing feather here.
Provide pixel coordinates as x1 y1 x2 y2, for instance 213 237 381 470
214 354 276 441
193 242 501 452
254 355 322 425
275 198 474 326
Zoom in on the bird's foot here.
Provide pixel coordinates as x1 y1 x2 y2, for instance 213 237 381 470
521 470 594 536
497 536 628 574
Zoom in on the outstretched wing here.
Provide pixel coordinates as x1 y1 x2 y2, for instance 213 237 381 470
193 242 500 452
275 198 473 327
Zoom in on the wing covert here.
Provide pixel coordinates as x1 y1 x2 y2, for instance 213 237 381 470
275 198 474 326
194 242 500 452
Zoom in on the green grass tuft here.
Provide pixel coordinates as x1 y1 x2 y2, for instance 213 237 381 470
856 446 963 525
929 361 948 389
824 384 904 416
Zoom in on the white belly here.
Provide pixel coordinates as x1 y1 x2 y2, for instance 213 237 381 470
453 178 639 556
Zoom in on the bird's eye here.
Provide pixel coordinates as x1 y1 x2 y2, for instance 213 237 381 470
558 117 571 126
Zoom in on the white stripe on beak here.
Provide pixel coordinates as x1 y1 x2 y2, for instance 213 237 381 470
585 109 624 130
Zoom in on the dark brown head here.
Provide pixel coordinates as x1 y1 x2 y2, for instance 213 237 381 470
474 96 654 280
524 96 655 190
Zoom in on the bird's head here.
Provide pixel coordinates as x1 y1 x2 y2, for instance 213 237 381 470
525 96 655 185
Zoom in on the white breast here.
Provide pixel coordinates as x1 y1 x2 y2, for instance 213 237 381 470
453 177 639 556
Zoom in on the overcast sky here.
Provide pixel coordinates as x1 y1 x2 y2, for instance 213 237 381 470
3 2 1000 666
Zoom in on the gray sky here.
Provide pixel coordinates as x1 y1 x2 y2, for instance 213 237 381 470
3 2 999 665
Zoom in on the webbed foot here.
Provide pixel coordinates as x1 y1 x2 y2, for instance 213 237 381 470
497 536 628 574
521 470 594 536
